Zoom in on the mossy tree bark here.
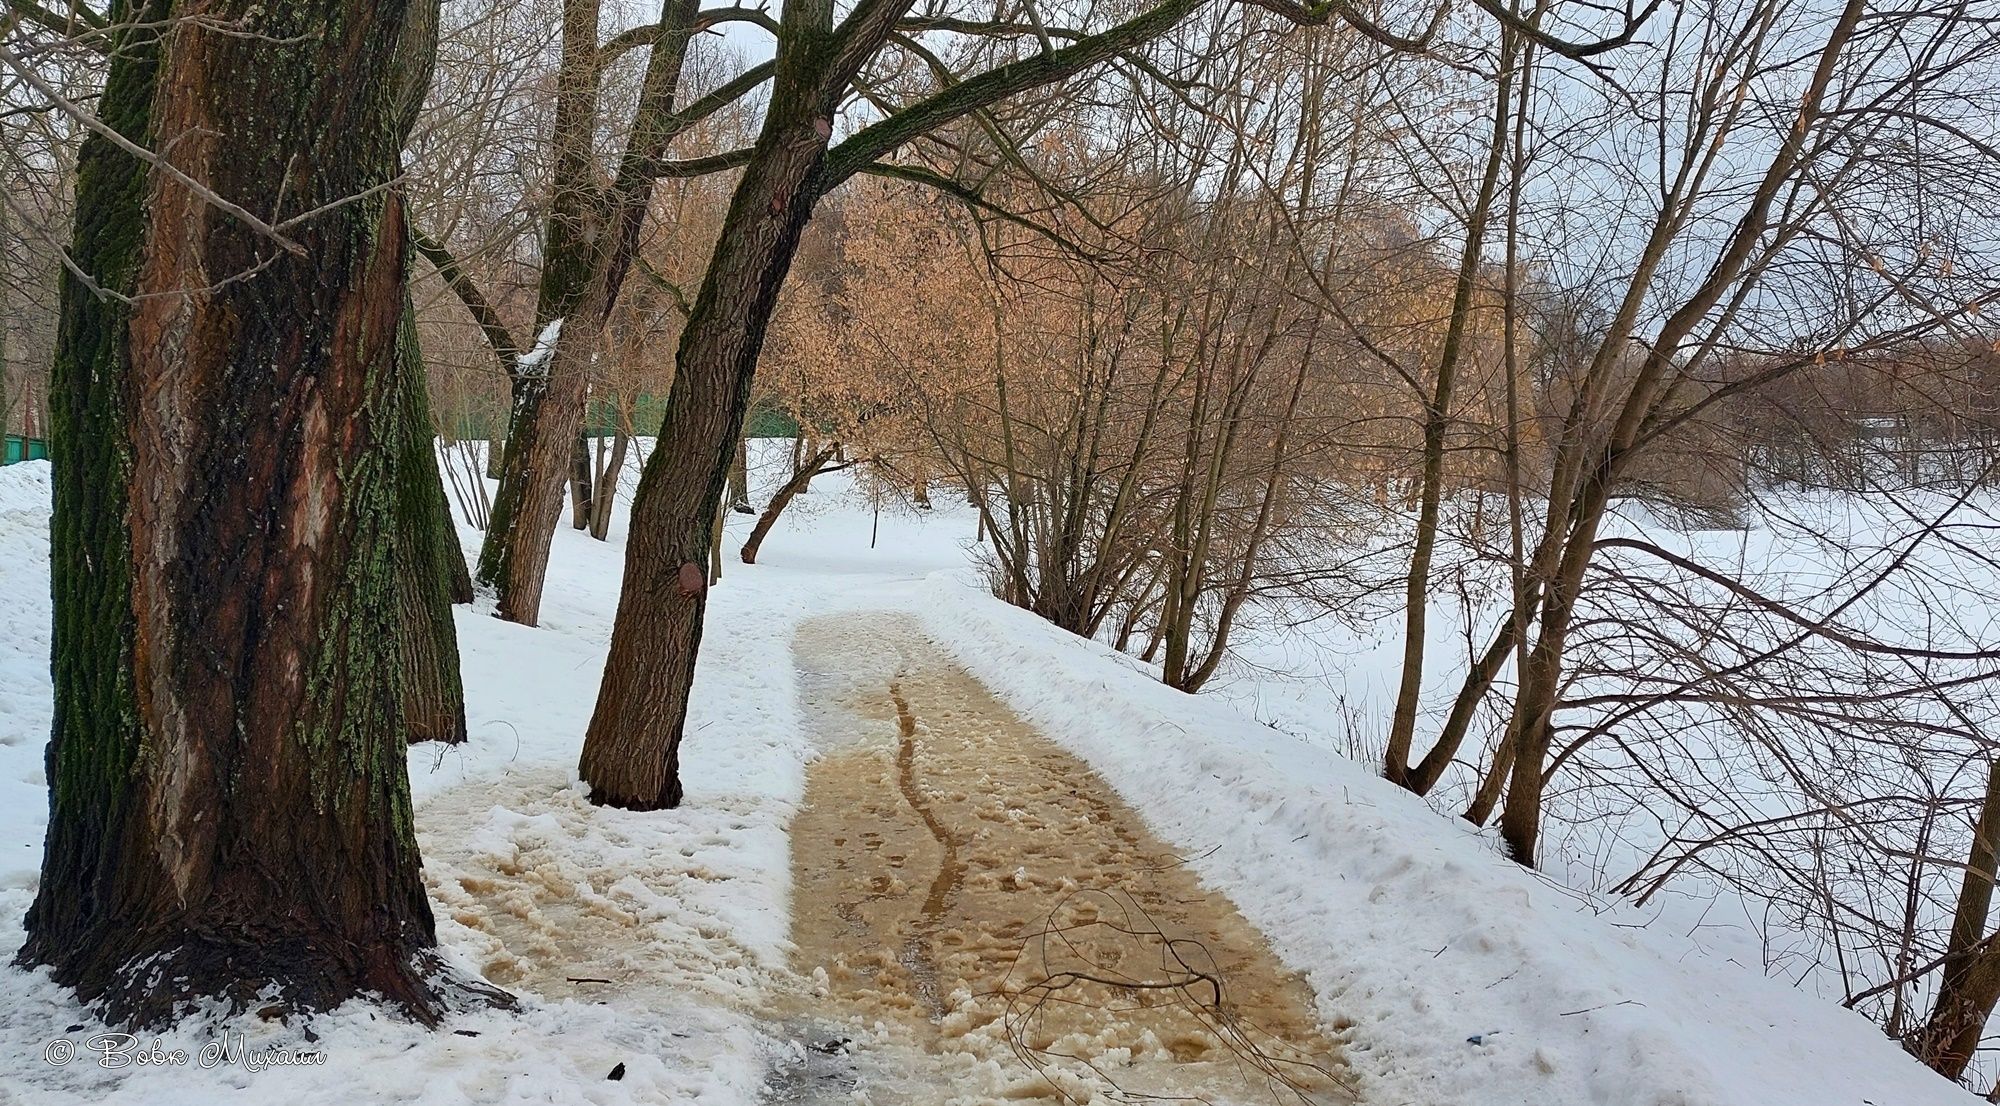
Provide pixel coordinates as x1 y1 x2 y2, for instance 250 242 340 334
21 0 497 1027
395 292 471 744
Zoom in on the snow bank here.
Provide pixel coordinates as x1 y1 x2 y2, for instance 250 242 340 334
0 462 54 912
909 571 1974 1106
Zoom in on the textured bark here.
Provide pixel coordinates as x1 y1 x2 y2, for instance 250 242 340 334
21 0 499 1027
579 67 841 809
569 431 594 529
473 0 606 622
394 295 470 743
709 494 725 584
587 431 628 540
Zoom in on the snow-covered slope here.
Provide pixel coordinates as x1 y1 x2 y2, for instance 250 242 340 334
909 576 1971 1106
0 454 1974 1105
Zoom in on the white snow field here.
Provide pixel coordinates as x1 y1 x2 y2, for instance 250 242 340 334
0 450 1976 1106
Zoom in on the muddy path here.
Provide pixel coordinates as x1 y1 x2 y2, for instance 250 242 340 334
770 614 1350 1106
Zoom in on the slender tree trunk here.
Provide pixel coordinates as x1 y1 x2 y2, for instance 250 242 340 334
1487 0 1865 865
1910 759 2000 1080
588 430 628 540
1384 37 1517 789
577 0 1210 807
22 0 499 1026
728 434 753 512
742 445 838 564
570 429 595 529
0 184 8 448
475 0 704 623
474 0 605 617
1498 479 1608 862
579 84 838 810
709 495 725 583
1406 604 1528 795
1464 722 1517 826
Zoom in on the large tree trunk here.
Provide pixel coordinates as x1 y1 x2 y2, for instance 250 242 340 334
472 0 601 622
473 0 606 620
22 0 497 1027
479 335 592 623
575 0 1212 808
578 99 835 810
395 295 470 744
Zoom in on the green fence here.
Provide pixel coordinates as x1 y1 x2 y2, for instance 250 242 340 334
442 399 800 441
3 435 47 465
0 406 801 467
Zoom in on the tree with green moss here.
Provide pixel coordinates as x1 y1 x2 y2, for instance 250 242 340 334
19 0 498 1027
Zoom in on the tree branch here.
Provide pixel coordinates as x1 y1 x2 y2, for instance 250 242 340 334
858 161 1096 261
644 145 756 177
5 0 107 38
602 5 781 62
0 38 306 253
821 0 1206 187
411 229 523 376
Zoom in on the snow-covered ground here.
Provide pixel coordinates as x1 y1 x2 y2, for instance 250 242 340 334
1200 485 2000 1021
0 449 1976 1105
